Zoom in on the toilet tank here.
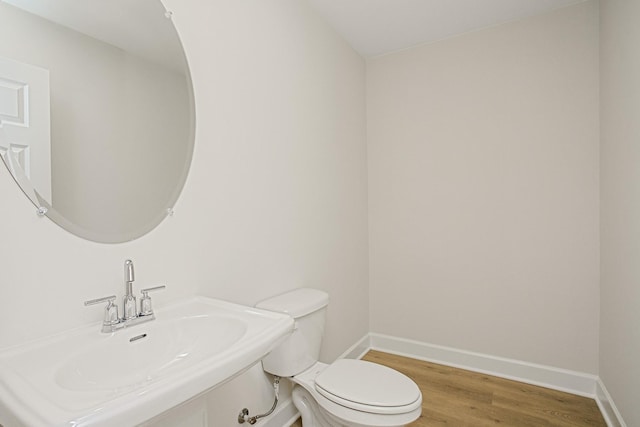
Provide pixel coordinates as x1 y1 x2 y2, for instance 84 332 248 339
256 288 329 377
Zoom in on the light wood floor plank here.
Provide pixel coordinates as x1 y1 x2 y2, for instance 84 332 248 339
363 350 606 427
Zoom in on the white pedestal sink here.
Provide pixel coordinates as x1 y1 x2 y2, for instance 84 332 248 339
0 296 294 427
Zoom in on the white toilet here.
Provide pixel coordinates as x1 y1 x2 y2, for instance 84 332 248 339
256 288 422 427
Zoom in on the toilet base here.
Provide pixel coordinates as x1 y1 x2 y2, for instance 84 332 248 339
293 385 342 427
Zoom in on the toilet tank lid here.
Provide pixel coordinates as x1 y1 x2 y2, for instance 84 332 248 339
256 288 329 318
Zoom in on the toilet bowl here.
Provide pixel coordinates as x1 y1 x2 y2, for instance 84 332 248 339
256 289 422 427
291 360 421 427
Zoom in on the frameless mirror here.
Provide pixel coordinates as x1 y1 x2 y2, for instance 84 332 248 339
0 0 195 243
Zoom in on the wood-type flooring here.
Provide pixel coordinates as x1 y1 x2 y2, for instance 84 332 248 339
290 350 606 426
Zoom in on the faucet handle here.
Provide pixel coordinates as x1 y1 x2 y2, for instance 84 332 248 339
139 285 166 316
84 295 119 328
84 295 117 306
141 285 166 294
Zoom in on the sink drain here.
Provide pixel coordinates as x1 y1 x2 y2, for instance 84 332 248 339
129 333 147 342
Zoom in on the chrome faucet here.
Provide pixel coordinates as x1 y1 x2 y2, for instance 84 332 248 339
85 259 166 333
123 259 137 320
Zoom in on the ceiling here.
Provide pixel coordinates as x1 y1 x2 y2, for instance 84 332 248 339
5 0 586 66
305 0 586 57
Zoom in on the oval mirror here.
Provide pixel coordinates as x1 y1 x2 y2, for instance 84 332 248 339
0 0 195 243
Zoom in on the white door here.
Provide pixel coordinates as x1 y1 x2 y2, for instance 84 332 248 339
0 55 51 204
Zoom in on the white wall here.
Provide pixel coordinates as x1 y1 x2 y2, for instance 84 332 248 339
0 0 368 424
600 0 640 424
367 2 600 373
169 0 369 362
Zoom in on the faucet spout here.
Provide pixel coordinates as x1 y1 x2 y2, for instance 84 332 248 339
123 259 137 320
125 259 135 294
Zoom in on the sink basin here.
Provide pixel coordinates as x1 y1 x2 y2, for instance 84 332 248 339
55 314 248 392
0 296 294 427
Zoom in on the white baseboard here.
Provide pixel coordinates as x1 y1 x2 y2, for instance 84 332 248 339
339 334 371 360
595 378 626 427
368 333 597 398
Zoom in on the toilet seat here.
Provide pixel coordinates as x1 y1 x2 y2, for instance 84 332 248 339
314 359 422 415
291 361 423 427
